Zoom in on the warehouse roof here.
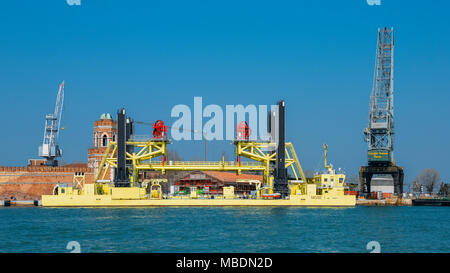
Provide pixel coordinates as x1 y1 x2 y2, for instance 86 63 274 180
194 171 263 183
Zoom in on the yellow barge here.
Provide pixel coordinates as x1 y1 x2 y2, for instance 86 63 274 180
42 174 356 207
42 194 355 207
42 144 355 207
42 101 356 207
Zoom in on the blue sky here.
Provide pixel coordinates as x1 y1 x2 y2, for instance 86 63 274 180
0 0 449 187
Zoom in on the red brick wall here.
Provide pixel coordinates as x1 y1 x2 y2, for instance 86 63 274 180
0 184 56 200
0 166 94 200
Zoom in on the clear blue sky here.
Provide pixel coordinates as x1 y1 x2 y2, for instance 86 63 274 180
0 0 449 187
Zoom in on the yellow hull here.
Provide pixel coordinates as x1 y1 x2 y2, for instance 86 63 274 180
42 195 356 207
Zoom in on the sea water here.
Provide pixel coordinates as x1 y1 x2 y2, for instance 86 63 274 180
0 206 448 253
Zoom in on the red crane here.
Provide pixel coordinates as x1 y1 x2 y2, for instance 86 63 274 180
152 120 168 139
236 121 251 141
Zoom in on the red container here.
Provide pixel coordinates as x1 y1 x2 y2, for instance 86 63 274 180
382 193 392 199
370 192 378 199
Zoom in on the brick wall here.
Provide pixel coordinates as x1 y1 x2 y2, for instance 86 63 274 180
0 166 94 200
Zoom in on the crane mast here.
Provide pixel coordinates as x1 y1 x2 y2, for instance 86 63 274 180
364 27 395 166
360 28 404 197
39 81 65 166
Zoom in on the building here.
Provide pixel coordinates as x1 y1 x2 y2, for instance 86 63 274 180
174 171 263 197
0 113 117 201
87 113 117 181
0 164 93 200
371 175 394 195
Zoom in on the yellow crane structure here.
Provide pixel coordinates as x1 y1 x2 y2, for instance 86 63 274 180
94 100 306 195
94 138 307 194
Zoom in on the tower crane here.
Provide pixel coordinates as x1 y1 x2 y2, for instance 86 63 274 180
360 28 404 197
38 81 65 166
364 27 395 165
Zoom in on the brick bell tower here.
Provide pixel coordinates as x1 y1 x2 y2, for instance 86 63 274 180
87 113 117 181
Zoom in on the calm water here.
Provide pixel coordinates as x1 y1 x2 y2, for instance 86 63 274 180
0 206 448 253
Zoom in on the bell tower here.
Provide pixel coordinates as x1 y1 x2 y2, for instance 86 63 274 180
87 113 117 181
